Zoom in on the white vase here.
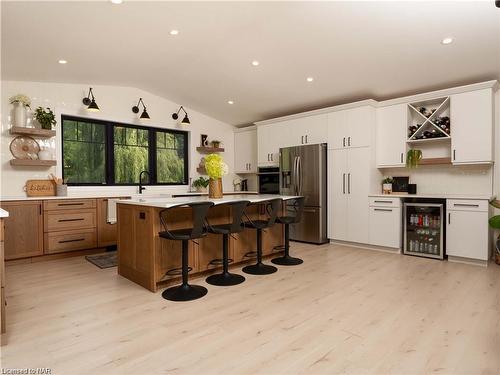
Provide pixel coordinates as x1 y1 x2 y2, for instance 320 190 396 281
13 102 27 127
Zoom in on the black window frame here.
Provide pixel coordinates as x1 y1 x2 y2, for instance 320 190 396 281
61 115 189 186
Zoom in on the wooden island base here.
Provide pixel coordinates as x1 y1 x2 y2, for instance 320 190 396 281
117 203 284 292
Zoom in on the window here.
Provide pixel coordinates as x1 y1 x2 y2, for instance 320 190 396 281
62 115 188 186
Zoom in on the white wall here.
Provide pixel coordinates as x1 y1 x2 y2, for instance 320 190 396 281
0 81 237 198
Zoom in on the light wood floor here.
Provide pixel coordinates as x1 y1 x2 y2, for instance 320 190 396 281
1 243 500 375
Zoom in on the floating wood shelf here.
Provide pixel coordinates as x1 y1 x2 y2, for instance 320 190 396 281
10 126 56 138
196 166 207 174
10 159 57 167
406 137 451 144
196 147 224 153
418 157 451 166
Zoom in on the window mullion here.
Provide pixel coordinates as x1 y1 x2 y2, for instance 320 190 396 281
150 130 157 185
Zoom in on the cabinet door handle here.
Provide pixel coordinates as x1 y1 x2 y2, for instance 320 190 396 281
343 137 345 147
453 149 456 161
348 137 351 146
348 173 351 194
305 135 308 144
271 154 273 161
342 173 346 194
374 200 393 204
58 202 84 207
453 203 479 207
448 213 451 224
374 208 393 212
301 135 304 144
58 238 85 244
58 218 84 222
400 153 403 163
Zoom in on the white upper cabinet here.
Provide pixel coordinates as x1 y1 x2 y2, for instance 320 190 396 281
376 104 407 167
234 128 257 173
294 114 328 145
257 124 281 166
451 88 493 164
327 106 374 150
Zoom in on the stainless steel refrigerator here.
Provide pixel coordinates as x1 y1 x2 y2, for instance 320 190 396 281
279 143 328 244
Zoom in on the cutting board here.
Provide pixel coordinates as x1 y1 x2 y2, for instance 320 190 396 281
25 179 57 197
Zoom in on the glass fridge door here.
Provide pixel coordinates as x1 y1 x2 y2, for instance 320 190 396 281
404 203 444 259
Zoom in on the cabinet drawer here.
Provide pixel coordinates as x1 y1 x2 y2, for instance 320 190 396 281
44 229 97 254
369 197 401 208
44 209 96 232
44 199 96 211
446 199 488 212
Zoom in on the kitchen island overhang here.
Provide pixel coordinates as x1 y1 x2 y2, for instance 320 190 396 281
116 195 300 292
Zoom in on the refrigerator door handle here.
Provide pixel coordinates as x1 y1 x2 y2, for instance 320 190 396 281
292 156 298 195
343 173 345 194
347 173 351 194
297 156 303 195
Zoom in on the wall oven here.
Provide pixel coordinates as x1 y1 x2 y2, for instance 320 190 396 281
257 167 280 194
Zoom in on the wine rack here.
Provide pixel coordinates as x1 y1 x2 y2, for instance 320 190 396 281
407 96 451 142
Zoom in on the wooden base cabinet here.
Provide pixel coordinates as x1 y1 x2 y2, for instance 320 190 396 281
1 218 5 334
0 201 44 260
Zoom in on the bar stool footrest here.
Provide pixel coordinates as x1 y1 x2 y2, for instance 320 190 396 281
208 258 234 266
243 251 257 259
164 266 193 277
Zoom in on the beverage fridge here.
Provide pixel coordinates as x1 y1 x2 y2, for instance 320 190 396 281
403 198 446 260
279 143 328 244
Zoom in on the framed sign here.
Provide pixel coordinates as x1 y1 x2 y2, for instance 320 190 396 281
25 179 56 197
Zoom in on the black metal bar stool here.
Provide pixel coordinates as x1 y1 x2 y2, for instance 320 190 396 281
242 198 282 275
205 200 250 286
159 201 214 302
272 196 305 266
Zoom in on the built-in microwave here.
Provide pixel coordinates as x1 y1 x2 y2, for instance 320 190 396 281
257 167 280 194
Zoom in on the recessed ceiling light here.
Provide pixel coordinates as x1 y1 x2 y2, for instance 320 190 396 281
227 100 234 105
251 60 260 67
306 77 314 82
170 30 179 36
441 37 453 45
110 0 123 4
58 60 67 64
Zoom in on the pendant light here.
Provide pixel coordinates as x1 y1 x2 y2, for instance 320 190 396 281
82 87 100 112
132 98 150 120
172 106 190 125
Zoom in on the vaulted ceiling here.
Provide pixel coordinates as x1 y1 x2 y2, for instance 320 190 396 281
2 1 500 126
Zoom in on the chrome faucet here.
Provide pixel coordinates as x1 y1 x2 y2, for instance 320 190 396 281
139 170 150 194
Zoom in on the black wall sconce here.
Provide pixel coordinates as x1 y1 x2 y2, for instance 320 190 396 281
132 98 150 120
172 106 190 125
82 87 100 112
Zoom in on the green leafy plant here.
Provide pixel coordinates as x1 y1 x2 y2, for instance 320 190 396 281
204 153 228 180
34 107 56 130
382 176 393 184
488 199 500 264
406 149 422 168
210 140 222 148
192 176 210 189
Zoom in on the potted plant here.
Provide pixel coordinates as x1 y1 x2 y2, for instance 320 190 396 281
9 94 31 127
204 153 228 198
210 140 222 149
192 176 210 192
488 199 500 265
34 107 57 130
406 149 422 168
382 176 393 194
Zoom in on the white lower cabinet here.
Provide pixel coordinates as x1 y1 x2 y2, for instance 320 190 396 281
328 147 371 244
369 201 401 249
446 200 489 261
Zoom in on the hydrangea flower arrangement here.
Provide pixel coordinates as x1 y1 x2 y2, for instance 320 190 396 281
9 94 31 108
204 154 228 180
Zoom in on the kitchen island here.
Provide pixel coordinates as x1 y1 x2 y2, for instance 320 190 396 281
116 195 297 292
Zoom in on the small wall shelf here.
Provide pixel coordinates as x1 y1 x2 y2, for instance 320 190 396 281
419 157 451 166
10 159 57 167
10 127 56 138
196 147 224 153
406 137 451 144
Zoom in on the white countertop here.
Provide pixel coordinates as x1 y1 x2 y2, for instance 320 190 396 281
0 191 258 202
369 193 493 200
0 208 9 218
172 191 259 196
117 194 301 209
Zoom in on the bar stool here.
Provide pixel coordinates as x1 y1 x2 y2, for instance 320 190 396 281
159 201 214 302
272 196 305 266
242 198 282 275
205 200 250 286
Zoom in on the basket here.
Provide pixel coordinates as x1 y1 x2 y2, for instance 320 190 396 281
209 178 223 199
